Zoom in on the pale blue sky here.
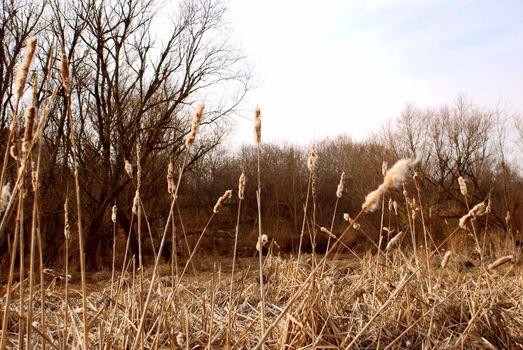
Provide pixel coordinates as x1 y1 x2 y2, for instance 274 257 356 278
226 0 523 144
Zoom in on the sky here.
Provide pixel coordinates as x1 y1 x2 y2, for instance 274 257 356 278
225 0 523 145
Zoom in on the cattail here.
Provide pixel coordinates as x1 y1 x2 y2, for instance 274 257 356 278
167 161 175 196
342 213 359 229
505 211 511 224
459 202 487 228
238 172 245 200
458 176 467 196
22 106 36 154
186 103 205 147
336 171 345 198
31 160 37 191
213 189 232 214
256 233 269 251
487 255 513 270
385 231 404 251
412 172 420 190
15 37 37 97
0 183 11 214
176 332 186 348
440 251 452 269
64 198 70 239
254 106 261 144
320 227 337 239
132 190 139 214
111 205 117 223
307 149 317 172
61 43 70 95
32 72 38 107
124 159 133 179
388 198 392 211
382 161 388 176
362 158 418 212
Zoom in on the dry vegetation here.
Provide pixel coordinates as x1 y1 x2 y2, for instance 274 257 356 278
1 1 523 349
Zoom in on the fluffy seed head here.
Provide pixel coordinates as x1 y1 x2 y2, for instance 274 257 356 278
167 161 175 196
393 201 398 215
307 149 317 172
132 190 140 214
487 255 513 270
382 161 388 176
441 251 452 269
31 160 38 191
256 233 269 251
459 201 487 228
336 171 345 198
213 189 232 214
111 205 117 223
362 158 417 212
15 37 37 97
0 183 11 214
385 231 404 251
458 176 467 196
124 159 133 179
254 106 261 144
186 103 205 147
61 43 70 95
238 172 245 200
343 213 350 221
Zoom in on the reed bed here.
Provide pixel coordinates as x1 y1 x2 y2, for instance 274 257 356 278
0 247 522 349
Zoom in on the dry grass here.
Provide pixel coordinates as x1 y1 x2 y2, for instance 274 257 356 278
0 246 522 349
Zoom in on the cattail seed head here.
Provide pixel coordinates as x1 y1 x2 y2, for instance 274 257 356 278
362 158 417 212
307 149 317 172
385 231 404 251
505 211 511 224
393 200 398 215
32 72 38 107
254 106 261 144
15 37 37 98
441 251 451 269
412 172 420 190
132 190 140 214
213 189 232 214
22 106 36 154
124 159 133 179
382 161 388 176
458 176 467 197
167 161 175 196
31 160 38 191
388 198 392 211
487 255 513 270
336 171 345 198
61 43 70 95
256 233 269 251
238 172 245 200
459 202 487 228
186 103 205 147
64 198 70 239
111 205 117 223
0 183 11 214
